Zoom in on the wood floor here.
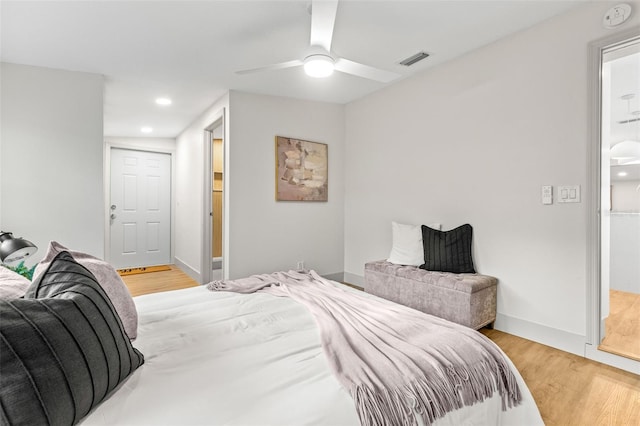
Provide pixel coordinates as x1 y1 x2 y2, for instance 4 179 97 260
123 268 640 425
121 264 198 296
481 329 639 426
599 290 640 361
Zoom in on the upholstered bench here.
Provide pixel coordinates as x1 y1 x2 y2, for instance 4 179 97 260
364 260 497 329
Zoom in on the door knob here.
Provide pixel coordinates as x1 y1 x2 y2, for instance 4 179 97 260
110 205 117 210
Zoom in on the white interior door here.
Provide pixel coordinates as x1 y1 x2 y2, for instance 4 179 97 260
110 148 171 269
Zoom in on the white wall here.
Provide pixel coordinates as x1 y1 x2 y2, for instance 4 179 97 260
612 180 640 212
174 91 345 281
343 3 640 354
0 63 104 262
175 93 229 279
610 213 640 294
227 91 345 279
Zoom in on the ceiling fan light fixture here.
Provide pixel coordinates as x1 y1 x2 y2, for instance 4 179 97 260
304 54 334 78
610 140 640 163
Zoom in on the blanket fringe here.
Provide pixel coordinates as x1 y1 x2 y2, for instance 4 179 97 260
352 358 522 426
207 280 226 291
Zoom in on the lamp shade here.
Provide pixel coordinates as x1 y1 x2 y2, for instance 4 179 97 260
0 232 38 266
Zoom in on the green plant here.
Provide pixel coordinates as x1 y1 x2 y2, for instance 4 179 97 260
3 261 36 281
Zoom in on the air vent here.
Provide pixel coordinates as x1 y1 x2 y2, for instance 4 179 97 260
399 51 430 67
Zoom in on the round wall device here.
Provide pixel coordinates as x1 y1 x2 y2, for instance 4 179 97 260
603 3 632 28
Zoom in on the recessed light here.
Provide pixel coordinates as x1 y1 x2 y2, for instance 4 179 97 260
141 126 153 133
156 97 172 106
617 171 628 177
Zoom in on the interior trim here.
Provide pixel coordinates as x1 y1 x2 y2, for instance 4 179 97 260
343 272 365 287
495 313 585 357
202 112 225 284
585 28 640 361
174 256 201 283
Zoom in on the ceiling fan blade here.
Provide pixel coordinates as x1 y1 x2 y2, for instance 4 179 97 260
236 60 303 75
310 0 339 52
334 58 401 83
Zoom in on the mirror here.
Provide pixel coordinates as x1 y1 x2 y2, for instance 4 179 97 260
598 38 640 361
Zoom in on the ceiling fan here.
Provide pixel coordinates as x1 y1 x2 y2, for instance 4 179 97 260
236 0 400 83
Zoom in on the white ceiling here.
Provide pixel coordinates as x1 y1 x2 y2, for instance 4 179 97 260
606 44 640 183
607 50 640 144
2 0 589 138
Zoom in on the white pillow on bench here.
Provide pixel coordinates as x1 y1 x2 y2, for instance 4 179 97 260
387 221 440 266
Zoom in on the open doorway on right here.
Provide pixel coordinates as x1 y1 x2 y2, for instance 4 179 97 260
599 38 640 361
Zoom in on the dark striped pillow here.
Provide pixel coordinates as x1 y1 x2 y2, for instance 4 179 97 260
420 224 476 274
0 251 144 425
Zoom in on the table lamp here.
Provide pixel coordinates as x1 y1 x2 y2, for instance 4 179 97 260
0 231 38 266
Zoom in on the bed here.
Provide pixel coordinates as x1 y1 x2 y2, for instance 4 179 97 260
82 278 543 425
1 247 543 425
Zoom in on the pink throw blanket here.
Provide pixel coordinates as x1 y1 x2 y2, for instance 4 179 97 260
207 270 521 426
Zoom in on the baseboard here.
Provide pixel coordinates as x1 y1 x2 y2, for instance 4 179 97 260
343 272 365 288
323 272 344 282
174 257 202 284
584 344 640 375
494 313 585 356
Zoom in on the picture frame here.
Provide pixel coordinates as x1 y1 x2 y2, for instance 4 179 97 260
275 136 328 201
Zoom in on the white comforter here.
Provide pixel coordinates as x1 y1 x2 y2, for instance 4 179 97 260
82 284 543 426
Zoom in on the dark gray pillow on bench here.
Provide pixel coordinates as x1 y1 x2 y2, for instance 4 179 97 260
420 224 476 273
0 251 144 425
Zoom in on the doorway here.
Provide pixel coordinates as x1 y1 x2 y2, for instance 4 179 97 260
109 148 171 269
590 31 640 364
203 117 225 282
211 125 224 280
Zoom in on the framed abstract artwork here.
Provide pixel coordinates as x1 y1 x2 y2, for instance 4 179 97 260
275 136 328 201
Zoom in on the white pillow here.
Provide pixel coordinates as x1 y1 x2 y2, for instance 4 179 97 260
387 222 441 266
0 266 31 299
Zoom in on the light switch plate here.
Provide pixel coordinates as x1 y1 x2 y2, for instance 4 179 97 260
557 185 581 203
542 185 553 205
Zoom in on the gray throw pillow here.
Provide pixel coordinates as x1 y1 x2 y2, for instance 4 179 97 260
33 241 138 340
0 251 144 425
420 224 476 274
